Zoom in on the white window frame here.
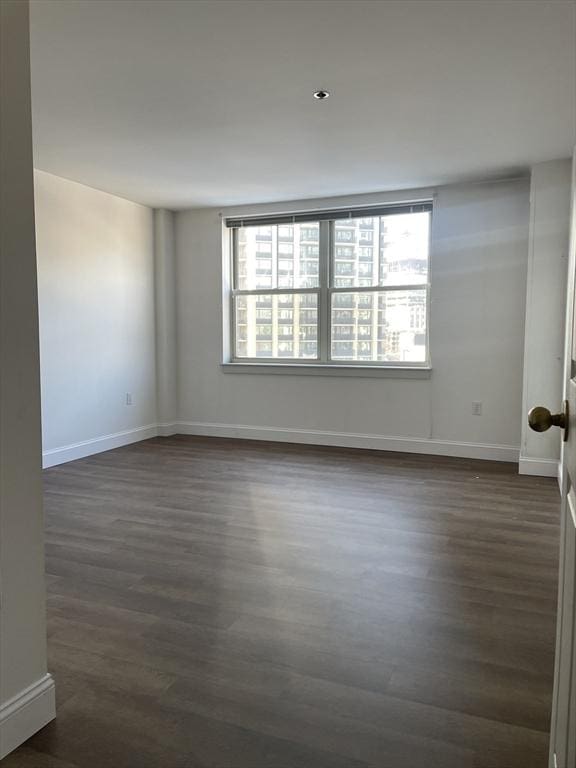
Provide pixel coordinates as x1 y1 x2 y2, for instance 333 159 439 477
223 204 433 378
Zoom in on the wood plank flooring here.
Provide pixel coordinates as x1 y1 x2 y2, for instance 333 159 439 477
4 436 561 768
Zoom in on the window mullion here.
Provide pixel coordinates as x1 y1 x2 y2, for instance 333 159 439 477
230 228 236 359
318 221 330 362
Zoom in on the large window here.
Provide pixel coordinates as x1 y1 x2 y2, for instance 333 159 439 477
227 203 431 367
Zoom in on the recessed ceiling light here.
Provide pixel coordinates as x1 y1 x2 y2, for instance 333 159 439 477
313 90 330 100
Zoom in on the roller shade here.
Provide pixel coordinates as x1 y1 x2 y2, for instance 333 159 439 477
225 201 432 228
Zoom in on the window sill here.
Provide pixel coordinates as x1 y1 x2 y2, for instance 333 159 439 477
221 363 432 379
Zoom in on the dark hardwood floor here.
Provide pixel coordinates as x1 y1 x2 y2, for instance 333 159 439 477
4 436 560 768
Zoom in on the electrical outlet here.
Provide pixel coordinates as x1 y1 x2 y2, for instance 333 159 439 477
126 393 133 406
472 401 482 416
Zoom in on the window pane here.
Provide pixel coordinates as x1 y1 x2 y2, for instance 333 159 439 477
380 212 429 286
235 223 319 290
332 212 429 288
235 293 318 359
330 289 427 363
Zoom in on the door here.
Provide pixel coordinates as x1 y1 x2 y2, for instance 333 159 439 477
540 150 576 768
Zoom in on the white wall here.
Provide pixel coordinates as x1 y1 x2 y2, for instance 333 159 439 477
520 159 572 477
0 1 55 758
154 208 177 432
34 170 158 466
174 178 530 461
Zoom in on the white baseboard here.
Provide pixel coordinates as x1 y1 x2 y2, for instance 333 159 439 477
157 422 178 437
518 456 560 478
0 674 55 759
173 421 520 462
42 424 158 468
41 420 522 468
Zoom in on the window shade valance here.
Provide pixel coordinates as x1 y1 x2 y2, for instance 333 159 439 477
225 201 433 229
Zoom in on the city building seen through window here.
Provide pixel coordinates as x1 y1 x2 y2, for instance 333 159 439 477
227 205 431 366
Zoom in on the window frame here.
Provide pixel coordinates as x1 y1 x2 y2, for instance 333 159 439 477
226 205 432 372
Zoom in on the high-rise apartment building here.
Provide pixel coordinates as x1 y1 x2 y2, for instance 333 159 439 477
234 212 429 363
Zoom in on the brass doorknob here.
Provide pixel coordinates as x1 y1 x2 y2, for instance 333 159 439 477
528 401 569 441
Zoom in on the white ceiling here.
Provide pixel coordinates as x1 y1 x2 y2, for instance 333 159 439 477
29 0 576 210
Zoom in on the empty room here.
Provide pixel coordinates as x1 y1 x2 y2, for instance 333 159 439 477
1 1 576 767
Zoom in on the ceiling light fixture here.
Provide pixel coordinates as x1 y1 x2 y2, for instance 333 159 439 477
313 90 330 100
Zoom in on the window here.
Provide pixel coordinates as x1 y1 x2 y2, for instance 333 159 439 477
228 203 431 367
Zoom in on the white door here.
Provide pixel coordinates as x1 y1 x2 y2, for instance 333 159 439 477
542 151 576 768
